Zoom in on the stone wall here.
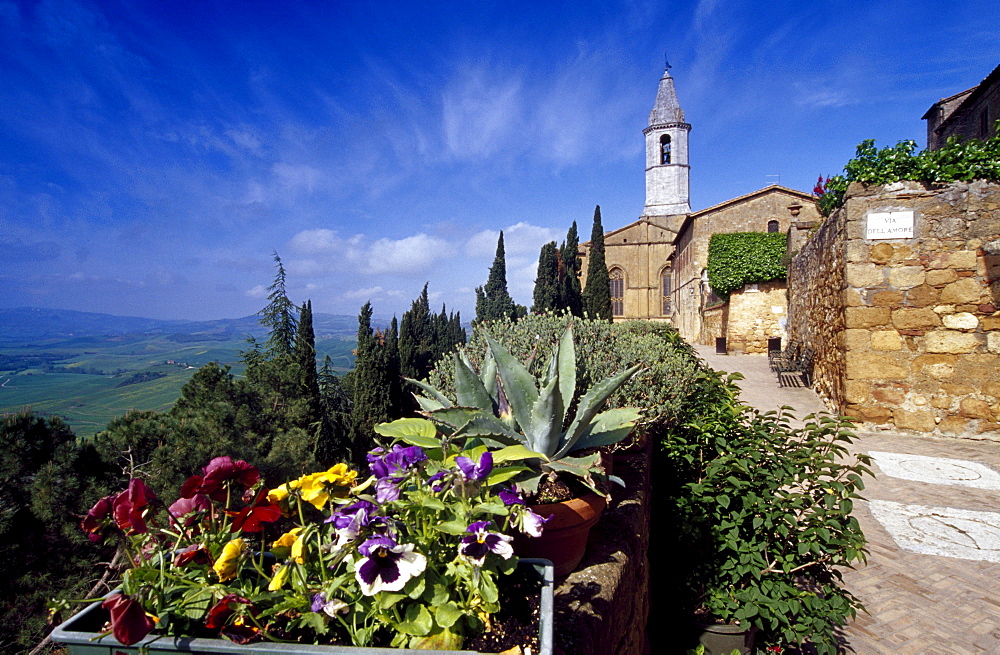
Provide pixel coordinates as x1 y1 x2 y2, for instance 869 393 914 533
725 280 788 354
787 203 848 408
789 180 1000 439
700 304 725 346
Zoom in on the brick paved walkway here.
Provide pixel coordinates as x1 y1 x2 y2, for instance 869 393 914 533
692 345 1000 654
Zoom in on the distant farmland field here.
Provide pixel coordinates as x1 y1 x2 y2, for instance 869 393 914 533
0 329 356 439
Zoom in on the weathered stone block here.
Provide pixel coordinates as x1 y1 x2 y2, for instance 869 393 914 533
842 329 870 351
938 416 969 434
985 380 1000 399
846 405 892 423
912 354 957 379
872 386 905 404
846 263 884 288
927 250 978 269
893 408 935 432
871 330 903 350
844 379 870 404
846 242 870 263
981 315 1000 331
905 285 939 307
960 398 993 419
925 269 958 286
940 278 984 304
925 330 982 353
871 290 904 306
941 312 979 330
930 394 952 409
843 288 865 307
891 308 940 330
845 307 891 329
989 331 1000 354
870 243 893 263
845 352 907 379
888 266 925 288
941 382 975 395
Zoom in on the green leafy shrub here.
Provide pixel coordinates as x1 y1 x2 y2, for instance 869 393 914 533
658 370 871 653
706 233 787 298
426 314 702 428
816 121 1000 216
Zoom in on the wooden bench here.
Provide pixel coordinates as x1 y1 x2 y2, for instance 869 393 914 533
770 343 814 388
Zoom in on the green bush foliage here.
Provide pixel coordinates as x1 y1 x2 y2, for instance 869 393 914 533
656 369 871 653
706 233 787 298
427 313 702 427
817 122 1000 216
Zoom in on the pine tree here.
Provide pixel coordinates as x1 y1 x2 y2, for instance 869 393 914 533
475 231 519 323
532 241 560 313
260 252 297 357
583 206 613 321
559 221 583 317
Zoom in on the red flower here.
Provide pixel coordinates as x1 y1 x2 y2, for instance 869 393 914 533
205 594 253 630
81 495 116 542
182 457 260 502
168 494 211 527
102 593 154 646
173 544 213 567
112 479 157 535
229 490 281 533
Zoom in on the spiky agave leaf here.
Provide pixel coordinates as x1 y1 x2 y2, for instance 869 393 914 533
525 370 565 457
555 364 643 460
484 332 539 433
453 351 494 410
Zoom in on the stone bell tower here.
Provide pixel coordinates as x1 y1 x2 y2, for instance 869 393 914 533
642 65 691 216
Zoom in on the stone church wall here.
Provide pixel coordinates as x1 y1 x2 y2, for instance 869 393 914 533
789 180 1000 439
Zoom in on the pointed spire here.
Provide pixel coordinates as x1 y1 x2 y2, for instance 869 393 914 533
648 66 685 126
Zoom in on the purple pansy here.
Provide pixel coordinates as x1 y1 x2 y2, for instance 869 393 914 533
459 520 513 566
367 445 427 479
311 592 348 616
498 487 523 506
513 505 550 538
375 477 400 503
325 500 378 544
455 451 493 482
355 535 426 595
426 470 447 492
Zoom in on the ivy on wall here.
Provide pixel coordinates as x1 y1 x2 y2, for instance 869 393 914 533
706 232 787 297
815 120 1000 216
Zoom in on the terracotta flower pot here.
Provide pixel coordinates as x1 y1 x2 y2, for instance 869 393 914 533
515 491 607 576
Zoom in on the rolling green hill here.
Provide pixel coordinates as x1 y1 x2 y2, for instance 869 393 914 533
0 308 360 438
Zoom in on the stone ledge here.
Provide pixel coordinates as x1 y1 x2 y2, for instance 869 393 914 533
553 442 651 655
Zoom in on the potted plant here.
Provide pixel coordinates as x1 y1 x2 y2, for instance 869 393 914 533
663 370 871 654
408 325 643 575
50 430 555 653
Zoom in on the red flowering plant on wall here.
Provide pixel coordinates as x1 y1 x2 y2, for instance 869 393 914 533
55 422 543 650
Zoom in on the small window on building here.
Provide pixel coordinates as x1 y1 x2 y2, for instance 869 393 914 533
661 270 671 315
610 268 625 316
660 134 671 164
767 220 779 233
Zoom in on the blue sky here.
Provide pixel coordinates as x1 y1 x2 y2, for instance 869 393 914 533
1 0 997 321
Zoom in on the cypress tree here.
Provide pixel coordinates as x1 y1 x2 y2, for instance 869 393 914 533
350 303 395 465
475 231 519 323
531 241 560 313
583 205 613 321
559 221 583 317
293 300 321 424
317 355 351 464
399 283 433 380
260 252 297 357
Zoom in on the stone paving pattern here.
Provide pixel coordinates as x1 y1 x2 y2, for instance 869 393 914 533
693 345 1000 654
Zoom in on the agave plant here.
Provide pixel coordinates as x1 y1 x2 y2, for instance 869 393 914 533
408 326 643 497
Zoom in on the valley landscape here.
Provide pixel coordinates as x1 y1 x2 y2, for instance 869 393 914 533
0 307 360 438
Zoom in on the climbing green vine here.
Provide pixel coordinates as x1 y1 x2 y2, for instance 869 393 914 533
706 232 787 298
815 120 1000 216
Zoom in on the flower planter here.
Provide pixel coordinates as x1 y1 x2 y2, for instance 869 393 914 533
51 559 555 655
690 617 757 655
514 492 607 576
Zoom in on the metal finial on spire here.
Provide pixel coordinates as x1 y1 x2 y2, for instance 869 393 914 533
664 54 672 71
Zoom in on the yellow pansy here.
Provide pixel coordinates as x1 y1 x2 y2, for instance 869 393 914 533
271 528 304 563
213 538 246 582
268 564 290 591
297 465 358 510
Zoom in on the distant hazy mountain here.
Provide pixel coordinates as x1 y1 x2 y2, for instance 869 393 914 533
0 307 363 343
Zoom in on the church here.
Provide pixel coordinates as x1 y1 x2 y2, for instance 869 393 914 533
579 66 822 353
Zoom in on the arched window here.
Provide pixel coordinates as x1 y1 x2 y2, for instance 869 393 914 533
767 220 779 233
660 269 671 315
660 134 671 164
609 268 625 317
